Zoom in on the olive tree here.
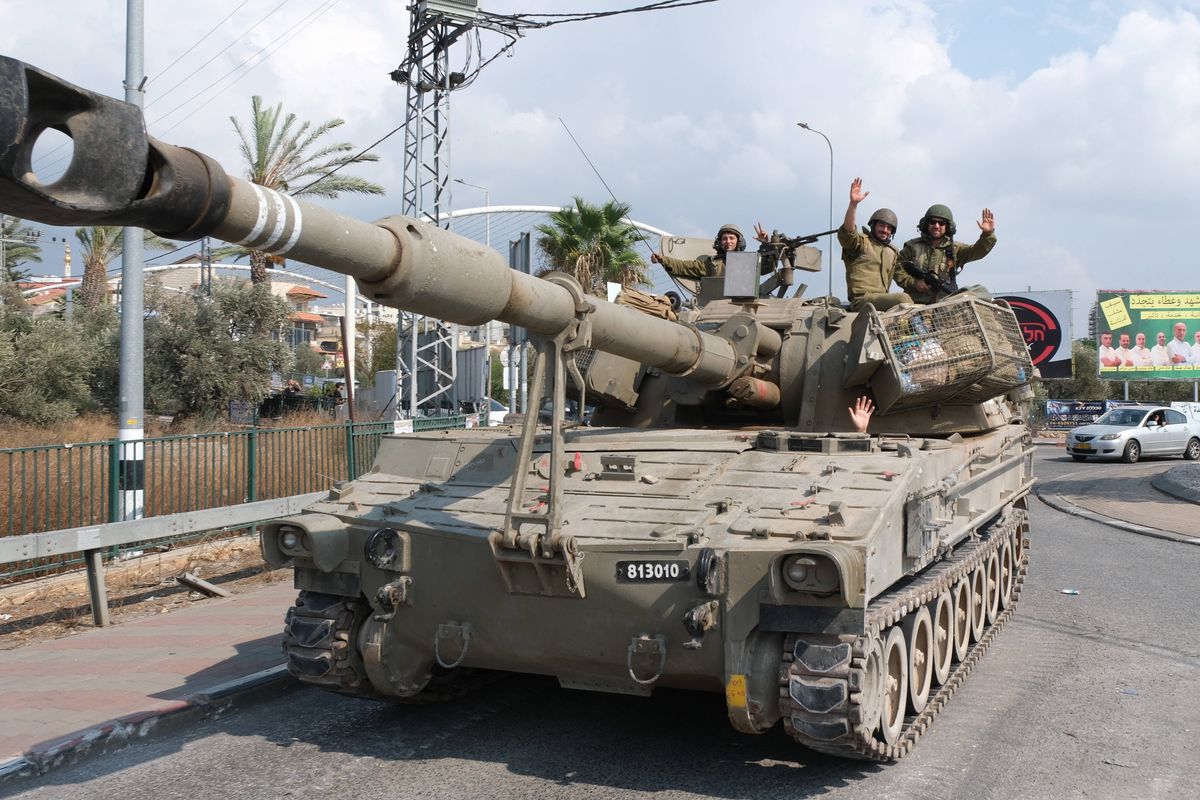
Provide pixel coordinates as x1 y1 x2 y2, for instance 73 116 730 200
143 283 292 420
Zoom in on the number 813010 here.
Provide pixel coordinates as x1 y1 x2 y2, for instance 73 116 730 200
615 560 691 583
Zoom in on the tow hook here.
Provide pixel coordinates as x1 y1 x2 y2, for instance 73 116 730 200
373 576 412 622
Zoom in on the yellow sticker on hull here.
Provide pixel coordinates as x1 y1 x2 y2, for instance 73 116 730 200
725 674 748 708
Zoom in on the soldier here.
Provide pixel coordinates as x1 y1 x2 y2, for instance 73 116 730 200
894 204 996 304
651 223 747 278
837 177 911 311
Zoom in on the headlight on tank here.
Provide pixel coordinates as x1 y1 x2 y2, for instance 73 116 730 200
364 527 409 572
782 554 841 595
277 525 309 556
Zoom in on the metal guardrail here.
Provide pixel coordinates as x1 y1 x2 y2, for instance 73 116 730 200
0 415 474 623
0 492 325 627
0 493 325 566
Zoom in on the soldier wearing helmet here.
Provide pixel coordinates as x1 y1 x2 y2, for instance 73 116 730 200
652 223 749 278
837 178 912 311
894 203 996 304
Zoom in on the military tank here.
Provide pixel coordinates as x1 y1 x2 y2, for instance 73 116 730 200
0 56 1036 761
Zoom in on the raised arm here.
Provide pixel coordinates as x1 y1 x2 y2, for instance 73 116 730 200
843 177 869 233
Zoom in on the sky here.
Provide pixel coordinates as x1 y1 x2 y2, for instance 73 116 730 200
2 0 1200 336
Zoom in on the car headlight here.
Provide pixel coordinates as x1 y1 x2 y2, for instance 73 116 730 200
1099 433 1121 440
782 554 840 595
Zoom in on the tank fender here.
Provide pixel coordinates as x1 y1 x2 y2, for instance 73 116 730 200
359 615 434 698
725 629 785 734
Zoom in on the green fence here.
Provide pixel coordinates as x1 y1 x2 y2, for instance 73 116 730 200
0 417 468 576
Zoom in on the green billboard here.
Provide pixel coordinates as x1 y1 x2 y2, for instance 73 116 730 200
1095 291 1200 380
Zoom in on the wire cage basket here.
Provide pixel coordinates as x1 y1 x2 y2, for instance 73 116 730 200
871 296 1033 412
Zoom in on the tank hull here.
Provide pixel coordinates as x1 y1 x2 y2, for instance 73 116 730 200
264 423 1033 758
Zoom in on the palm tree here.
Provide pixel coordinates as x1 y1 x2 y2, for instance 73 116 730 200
534 198 648 294
2 215 41 282
75 226 172 310
227 96 385 284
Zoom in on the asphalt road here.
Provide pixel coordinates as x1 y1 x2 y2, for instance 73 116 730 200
7 447 1199 800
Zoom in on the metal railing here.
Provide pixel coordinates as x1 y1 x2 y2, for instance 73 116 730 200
0 416 471 580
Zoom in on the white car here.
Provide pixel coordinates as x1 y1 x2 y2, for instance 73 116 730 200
1066 405 1200 463
486 397 511 426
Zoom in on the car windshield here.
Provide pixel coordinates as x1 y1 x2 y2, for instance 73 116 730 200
1094 409 1148 427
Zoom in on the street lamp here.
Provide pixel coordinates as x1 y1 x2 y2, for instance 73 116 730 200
453 178 490 249
797 122 834 300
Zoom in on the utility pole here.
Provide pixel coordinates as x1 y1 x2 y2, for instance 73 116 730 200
117 0 146 526
390 1 518 426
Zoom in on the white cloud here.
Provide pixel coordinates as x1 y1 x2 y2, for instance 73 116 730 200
4 0 1200 336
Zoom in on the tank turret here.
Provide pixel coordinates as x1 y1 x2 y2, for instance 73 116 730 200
0 56 1036 762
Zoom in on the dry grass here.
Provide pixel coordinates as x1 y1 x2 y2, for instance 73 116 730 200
0 414 121 449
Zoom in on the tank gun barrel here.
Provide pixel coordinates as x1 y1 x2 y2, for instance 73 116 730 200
0 56 742 387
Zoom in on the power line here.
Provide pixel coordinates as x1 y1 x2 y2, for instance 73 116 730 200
146 0 256 88
145 0 296 110
33 0 298 174
149 0 340 130
483 0 719 30
33 0 334 177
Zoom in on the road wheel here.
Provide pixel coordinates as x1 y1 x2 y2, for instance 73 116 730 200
1011 524 1025 567
1122 440 1141 464
984 552 1001 625
969 566 987 643
879 626 908 746
930 591 954 686
1070 454 1087 462
998 538 1015 609
902 607 934 715
1184 437 1200 461
858 635 886 736
951 578 971 661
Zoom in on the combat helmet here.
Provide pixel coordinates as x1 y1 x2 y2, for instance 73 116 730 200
713 223 746 252
866 208 898 242
919 204 957 237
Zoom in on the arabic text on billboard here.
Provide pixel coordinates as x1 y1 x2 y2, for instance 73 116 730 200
1095 291 1200 381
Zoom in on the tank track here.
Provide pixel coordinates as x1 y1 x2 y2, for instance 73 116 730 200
283 590 492 703
781 507 1029 762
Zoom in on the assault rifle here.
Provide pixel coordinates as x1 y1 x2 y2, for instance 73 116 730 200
900 249 959 298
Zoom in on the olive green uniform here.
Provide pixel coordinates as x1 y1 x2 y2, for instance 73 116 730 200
894 231 996 305
658 251 775 279
837 226 912 311
657 253 725 278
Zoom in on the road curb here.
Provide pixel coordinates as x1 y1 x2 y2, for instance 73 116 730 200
0 664 297 787
1150 465 1200 504
1035 489 1200 546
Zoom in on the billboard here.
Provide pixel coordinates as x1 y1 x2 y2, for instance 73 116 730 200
1095 291 1200 380
1044 399 1134 430
995 290 1072 379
